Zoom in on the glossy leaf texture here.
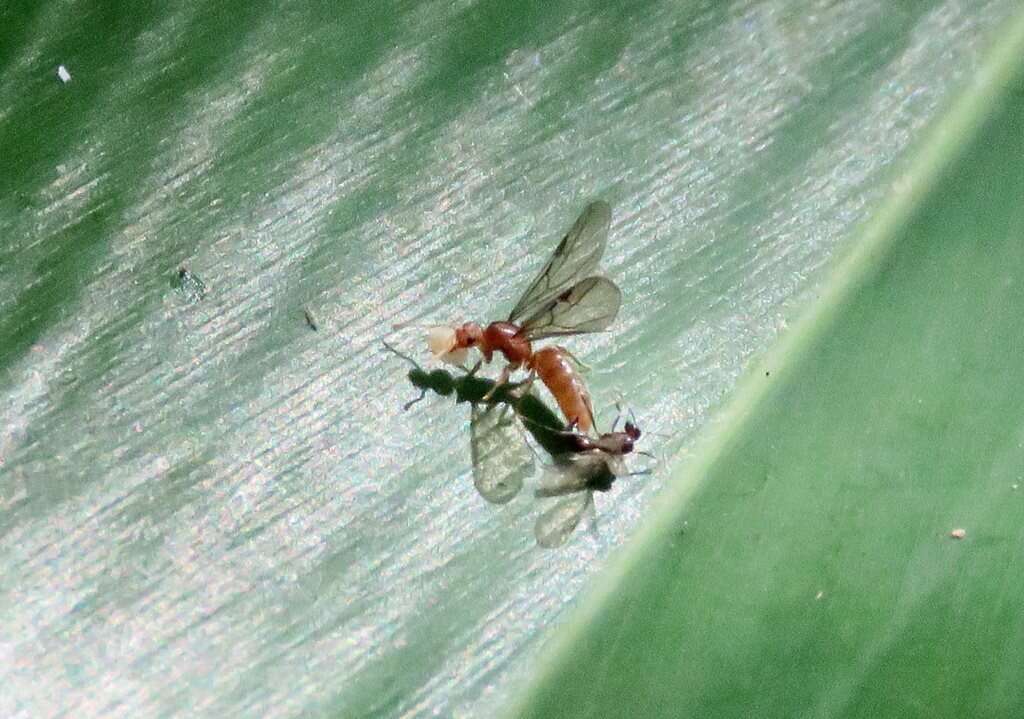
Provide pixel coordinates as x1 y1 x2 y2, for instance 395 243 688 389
512 9 1024 719
1 1 1021 717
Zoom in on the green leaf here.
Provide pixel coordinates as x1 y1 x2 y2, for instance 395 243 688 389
2 2 1021 717
511 8 1024 719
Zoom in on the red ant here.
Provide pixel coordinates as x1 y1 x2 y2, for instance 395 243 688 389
423 201 621 434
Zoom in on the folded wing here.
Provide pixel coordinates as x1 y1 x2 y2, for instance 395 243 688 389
470 402 534 504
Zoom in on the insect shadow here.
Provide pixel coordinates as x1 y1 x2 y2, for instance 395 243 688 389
385 342 620 522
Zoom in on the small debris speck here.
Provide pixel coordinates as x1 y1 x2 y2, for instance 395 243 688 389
173 267 207 303
1013 484 1019 491
950 528 966 540
57 65 71 83
815 590 824 600
304 308 318 331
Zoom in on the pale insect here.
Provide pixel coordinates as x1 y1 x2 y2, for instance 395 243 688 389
532 405 652 548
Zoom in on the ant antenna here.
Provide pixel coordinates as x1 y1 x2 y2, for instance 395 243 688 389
610 400 624 432
391 320 432 330
382 340 420 368
608 399 641 435
633 449 661 475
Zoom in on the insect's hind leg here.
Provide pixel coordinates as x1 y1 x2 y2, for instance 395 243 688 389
509 370 537 400
559 347 591 373
481 364 512 402
460 359 483 377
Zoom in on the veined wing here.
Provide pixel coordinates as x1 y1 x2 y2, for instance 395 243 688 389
518 275 621 340
508 201 612 323
534 491 595 548
534 450 612 497
470 402 534 504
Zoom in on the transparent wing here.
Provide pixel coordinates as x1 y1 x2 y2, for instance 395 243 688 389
508 201 612 323
518 276 622 340
534 451 610 497
534 491 594 548
470 403 534 504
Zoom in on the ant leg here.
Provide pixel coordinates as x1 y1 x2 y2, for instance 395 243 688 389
510 371 536 400
481 365 511 402
607 390 637 426
403 389 427 411
609 400 626 432
560 348 592 373
621 468 653 477
510 410 554 468
635 449 662 473
462 359 483 377
517 411 582 440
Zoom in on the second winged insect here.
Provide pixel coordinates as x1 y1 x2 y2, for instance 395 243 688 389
529 406 652 548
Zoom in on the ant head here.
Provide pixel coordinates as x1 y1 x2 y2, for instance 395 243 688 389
621 437 635 454
456 322 483 347
427 326 469 366
624 421 642 441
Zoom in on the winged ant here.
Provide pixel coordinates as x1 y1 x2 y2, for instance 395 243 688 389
420 201 622 433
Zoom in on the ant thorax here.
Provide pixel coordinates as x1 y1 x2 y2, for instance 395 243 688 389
481 322 531 366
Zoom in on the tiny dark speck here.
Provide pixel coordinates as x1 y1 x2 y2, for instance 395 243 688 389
173 267 207 303
765 371 770 377
304 309 318 331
